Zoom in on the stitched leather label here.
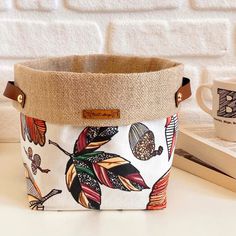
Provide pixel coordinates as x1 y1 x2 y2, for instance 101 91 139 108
83 109 120 119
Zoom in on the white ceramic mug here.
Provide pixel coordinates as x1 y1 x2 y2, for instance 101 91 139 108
196 78 236 141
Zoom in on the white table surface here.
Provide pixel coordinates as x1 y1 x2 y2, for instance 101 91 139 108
1 143 236 236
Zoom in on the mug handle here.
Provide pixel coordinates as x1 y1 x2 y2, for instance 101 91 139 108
196 84 213 116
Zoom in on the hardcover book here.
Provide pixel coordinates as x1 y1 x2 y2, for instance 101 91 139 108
173 148 236 192
176 125 236 179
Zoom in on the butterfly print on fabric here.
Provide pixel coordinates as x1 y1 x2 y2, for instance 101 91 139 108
23 163 61 210
49 126 149 210
146 168 171 210
129 123 163 161
20 113 47 146
165 114 178 161
24 147 50 175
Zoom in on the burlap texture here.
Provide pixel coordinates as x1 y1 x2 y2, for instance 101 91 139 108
13 54 184 126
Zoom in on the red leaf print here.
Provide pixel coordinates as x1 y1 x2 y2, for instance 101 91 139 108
21 113 47 146
81 183 101 205
146 169 171 210
93 163 113 188
91 152 149 191
125 173 149 188
74 127 118 155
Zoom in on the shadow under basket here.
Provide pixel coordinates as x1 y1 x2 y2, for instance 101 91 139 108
3 54 191 210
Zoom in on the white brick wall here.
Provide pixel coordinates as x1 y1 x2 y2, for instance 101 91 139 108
108 20 229 56
65 0 179 11
1 0 236 142
191 0 236 10
15 0 57 11
0 20 102 57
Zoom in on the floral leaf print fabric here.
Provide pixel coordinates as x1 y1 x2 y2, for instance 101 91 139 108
86 152 149 191
65 158 102 209
165 114 178 161
74 127 118 155
20 113 47 146
18 113 178 210
23 163 62 210
49 126 149 210
24 147 50 175
146 169 170 210
129 123 163 161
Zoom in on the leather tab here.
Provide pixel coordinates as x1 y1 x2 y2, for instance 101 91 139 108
83 109 120 119
3 81 26 108
175 77 191 107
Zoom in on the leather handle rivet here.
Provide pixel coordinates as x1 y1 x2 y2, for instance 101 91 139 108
175 78 191 107
17 94 23 104
177 92 183 102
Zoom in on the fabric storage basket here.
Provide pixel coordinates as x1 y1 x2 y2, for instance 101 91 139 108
3 55 191 211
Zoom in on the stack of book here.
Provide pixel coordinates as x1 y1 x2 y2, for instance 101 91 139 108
174 125 236 192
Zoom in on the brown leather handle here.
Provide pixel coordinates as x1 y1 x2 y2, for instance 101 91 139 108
3 81 26 108
175 77 191 107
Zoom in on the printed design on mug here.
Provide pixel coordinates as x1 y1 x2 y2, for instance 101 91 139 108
49 127 149 210
23 163 62 210
165 114 178 161
146 168 170 210
24 147 50 175
20 113 47 146
129 123 163 161
217 88 236 118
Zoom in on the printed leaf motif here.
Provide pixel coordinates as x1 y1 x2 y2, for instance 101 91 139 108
165 114 178 161
23 163 61 210
89 152 149 191
129 123 163 161
49 126 149 210
21 113 47 146
74 127 118 155
65 158 101 209
146 169 171 210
